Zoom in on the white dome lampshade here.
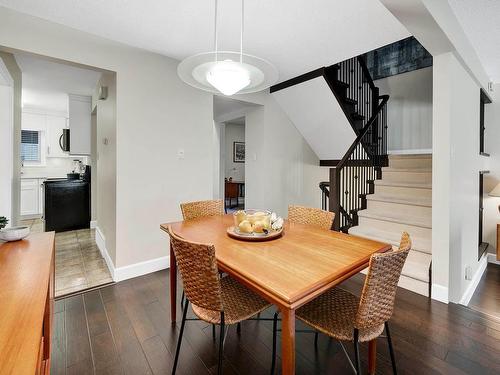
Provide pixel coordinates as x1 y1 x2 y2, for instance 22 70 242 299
206 60 250 96
177 0 278 96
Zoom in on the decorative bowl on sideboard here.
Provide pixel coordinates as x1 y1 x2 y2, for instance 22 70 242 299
0 226 30 242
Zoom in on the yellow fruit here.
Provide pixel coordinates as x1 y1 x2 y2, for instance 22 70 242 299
235 210 246 225
238 220 253 233
253 221 265 233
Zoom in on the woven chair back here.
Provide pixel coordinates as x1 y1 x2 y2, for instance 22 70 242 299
355 232 411 329
180 199 224 220
168 226 223 311
288 205 335 230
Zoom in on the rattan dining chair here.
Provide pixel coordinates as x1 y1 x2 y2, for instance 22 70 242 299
180 199 224 220
179 200 224 309
167 226 272 375
271 232 411 374
288 205 335 230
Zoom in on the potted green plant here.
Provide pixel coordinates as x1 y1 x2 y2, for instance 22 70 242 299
0 216 8 230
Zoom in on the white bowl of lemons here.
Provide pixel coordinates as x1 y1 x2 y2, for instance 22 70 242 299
233 209 272 236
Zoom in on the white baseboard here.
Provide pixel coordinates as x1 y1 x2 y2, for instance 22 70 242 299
388 149 432 155
95 226 115 281
488 253 500 265
114 256 170 282
90 220 97 229
459 254 488 306
431 284 449 303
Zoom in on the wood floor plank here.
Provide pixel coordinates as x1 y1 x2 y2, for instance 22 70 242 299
101 289 153 375
51 269 500 375
65 295 93 368
50 310 66 375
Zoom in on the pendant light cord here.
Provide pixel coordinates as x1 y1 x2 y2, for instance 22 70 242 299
214 0 218 61
240 0 244 63
214 0 244 63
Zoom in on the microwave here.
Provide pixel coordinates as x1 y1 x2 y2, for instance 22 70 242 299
59 128 70 152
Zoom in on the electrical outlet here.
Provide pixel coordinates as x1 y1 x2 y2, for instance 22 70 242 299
465 265 472 280
177 149 185 159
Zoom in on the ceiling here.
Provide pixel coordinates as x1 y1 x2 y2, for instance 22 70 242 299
213 95 258 121
449 0 500 83
0 0 409 82
15 52 102 112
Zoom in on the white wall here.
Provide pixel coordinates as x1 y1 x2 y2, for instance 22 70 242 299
376 67 433 153
0 70 13 223
224 122 245 182
0 51 21 226
0 7 214 272
432 52 486 304
91 73 117 263
243 93 329 217
483 84 500 257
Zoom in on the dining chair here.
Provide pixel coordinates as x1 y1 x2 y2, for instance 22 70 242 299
167 226 272 375
179 199 224 309
180 199 224 220
288 205 335 230
271 232 411 374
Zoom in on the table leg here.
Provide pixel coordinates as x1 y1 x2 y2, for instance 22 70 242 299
368 339 377 374
280 307 296 375
169 243 177 324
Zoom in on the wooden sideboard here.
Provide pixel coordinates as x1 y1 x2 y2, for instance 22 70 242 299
0 232 55 374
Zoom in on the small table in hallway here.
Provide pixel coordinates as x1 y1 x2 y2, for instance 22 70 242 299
161 215 391 375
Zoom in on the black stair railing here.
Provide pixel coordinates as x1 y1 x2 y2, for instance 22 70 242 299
329 95 389 232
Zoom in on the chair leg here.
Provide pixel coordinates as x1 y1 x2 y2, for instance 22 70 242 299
314 331 319 348
353 329 361 375
172 300 189 374
271 311 279 375
237 322 241 335
180 291 185 311
212 324 216 341
218 312 225 375
385 322 397 375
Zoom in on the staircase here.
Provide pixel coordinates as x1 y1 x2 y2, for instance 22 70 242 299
273 56 433 297
349 154 432 296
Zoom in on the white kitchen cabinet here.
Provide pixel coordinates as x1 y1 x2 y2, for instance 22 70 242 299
46 115 68 157
69 94 92 155
21 178 41 217
22 112 46 131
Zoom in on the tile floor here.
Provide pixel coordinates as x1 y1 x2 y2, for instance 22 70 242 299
21 219 113 297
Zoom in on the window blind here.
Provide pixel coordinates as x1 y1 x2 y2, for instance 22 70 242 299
21 130 40 162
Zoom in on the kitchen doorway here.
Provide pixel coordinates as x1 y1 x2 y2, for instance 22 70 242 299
11 50 115 298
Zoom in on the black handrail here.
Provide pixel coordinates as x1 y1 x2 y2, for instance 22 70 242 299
337 95 389 169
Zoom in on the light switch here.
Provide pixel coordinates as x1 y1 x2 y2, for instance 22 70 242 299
177 149 185 159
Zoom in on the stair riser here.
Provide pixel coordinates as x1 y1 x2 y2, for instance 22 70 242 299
381 171 432 184
398 275 429 297
367 200 432 218
389 157 432 169
373 184 432 199
358 216 431 238
359 270 429 296
350 229 431 255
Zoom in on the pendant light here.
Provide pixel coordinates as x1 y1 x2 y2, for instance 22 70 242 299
177 0 278 96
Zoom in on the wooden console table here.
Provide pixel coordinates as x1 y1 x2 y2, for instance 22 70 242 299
0 232 55 374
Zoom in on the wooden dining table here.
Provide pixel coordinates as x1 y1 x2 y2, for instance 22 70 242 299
160 214 391 374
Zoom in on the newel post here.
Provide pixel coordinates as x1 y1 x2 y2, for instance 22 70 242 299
329 167 341 231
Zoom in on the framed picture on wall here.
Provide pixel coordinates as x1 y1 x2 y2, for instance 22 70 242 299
233 142 245 163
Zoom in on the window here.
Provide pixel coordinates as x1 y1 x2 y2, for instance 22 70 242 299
21 130 41 162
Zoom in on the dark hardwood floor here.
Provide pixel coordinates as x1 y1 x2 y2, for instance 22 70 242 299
469 263 500 320
51 269 500 374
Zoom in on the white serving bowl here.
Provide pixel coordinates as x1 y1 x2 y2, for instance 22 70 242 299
0 226 30 242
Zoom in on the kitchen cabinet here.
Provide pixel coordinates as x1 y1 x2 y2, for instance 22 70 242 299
46 115 68 158
68 94 92 155
20 178 44 218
